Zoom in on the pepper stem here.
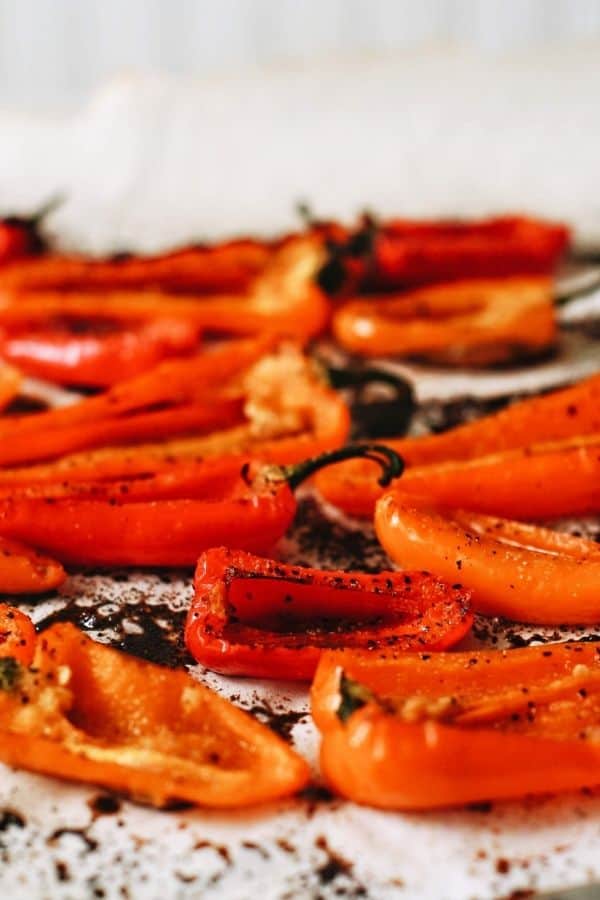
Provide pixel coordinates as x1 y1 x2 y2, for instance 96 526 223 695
283 443 404 491
30 193 65 224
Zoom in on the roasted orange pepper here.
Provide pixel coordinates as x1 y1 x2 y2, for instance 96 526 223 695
0 236 271 293
333 277 556 365
0 344 350 481
0 605 36 664
0 338 271 467
315 372 600 517
185 547 472 680
0 536 65 594
319 434 600 520
375 493 600 624
0 317 201 387
312 642 600 810
0 238 329 341
0 623 309 807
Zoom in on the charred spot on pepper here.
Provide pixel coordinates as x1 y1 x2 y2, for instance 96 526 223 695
0 657 23 691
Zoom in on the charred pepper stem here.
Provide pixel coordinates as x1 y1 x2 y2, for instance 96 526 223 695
326 366 415 439
282 443 404 490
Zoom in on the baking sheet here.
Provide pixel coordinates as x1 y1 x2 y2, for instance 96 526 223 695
1 332 600 900
0 55 600 895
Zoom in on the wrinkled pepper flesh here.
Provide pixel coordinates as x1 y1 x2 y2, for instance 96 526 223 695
185 547 472 680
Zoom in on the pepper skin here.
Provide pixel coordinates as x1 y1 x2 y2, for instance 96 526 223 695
0 536 65 594
0 605 36 664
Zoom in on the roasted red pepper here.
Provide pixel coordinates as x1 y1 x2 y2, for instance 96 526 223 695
0 445 400 568
185 546 472 681
0 536 65 594
320 214 570 294
0 316 201 387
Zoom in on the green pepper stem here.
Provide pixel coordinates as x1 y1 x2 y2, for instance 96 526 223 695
284 443 404 491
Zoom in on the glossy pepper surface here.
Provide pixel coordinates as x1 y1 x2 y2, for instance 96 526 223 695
374 493 600 624
312 641 600 809
333 276 556 366
0 623 309 807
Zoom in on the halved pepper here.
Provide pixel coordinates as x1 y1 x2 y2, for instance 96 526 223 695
375 492 600 624
0 343 350 480
0 236 271 292
0 238 330 341
312 641 600 810
319 434 600 520
333 276 556 365
0 622 309 807
315 372 600 517
0 446 399 568
0 337 271 467
320 214 570 294
185 547 472 680
0 316 201 387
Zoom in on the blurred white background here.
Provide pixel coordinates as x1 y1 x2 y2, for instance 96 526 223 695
0 1 599 251
2 0 600 110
